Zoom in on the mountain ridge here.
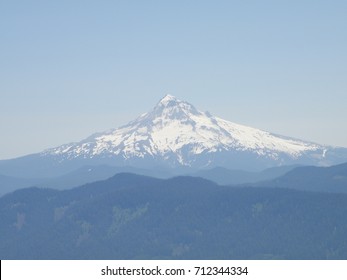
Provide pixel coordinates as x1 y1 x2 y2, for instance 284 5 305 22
258 162 347 193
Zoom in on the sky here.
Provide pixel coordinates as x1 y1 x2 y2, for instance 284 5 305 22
1 0 346 160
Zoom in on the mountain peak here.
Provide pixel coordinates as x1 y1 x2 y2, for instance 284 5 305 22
157 94 181 107
152 94 200 118
160 94 177 102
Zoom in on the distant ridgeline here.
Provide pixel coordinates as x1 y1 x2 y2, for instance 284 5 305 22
1 162 347 197
1 172 347 260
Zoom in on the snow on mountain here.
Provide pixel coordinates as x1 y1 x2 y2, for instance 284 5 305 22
42 95 326 168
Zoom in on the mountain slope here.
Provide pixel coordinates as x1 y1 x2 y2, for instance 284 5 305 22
260 162 347 193
1 173 347 259
0 174 38 197
192 165 300 185
1 95 347 177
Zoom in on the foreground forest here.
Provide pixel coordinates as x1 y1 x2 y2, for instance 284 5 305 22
1 173 347 259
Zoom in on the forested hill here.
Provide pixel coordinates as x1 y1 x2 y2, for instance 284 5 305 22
1 173 347 259
258 162 347 193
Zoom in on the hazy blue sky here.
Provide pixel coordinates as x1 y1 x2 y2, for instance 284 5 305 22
1 0 346 159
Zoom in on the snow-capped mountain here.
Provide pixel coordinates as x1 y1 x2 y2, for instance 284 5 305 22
39 95 345 171
1 94 347 179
